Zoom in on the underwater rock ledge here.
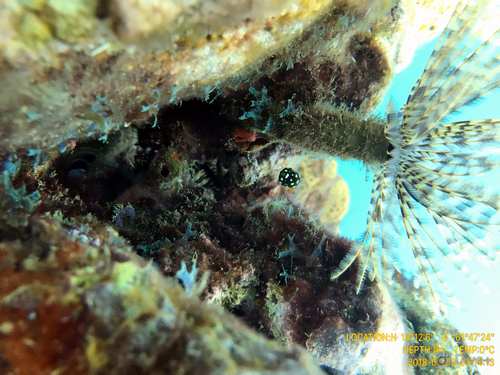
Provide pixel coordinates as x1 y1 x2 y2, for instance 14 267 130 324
0 216 324 375
0 0 455 152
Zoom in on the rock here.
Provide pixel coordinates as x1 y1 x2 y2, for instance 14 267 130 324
0 0 462 152
0 216 324 375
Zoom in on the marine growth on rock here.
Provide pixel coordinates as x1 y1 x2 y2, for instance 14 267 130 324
0 0 497 374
